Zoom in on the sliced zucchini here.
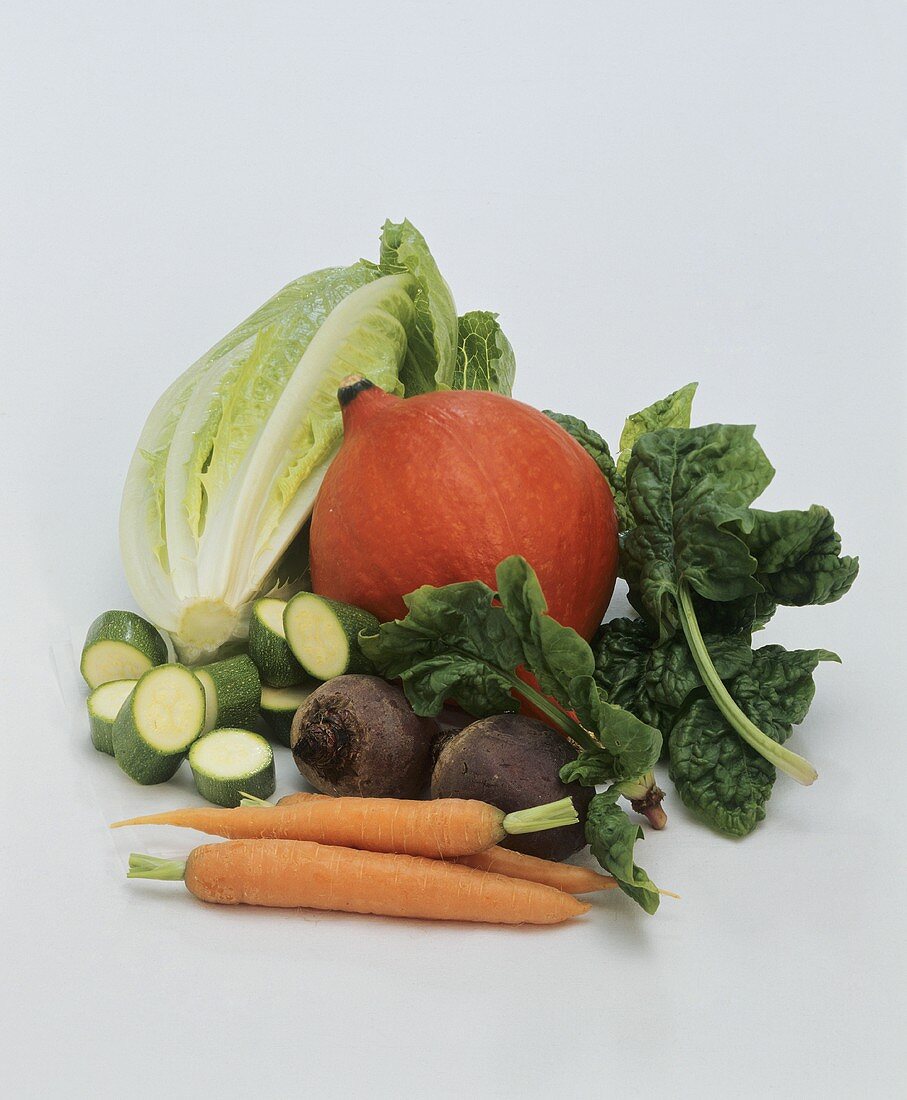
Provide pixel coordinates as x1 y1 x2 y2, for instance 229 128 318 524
260 683 314 746
283 593 379 681
196 654 261 734
189 728 275 806
87 679 136 755
112 664 206 784
248 598 305 688
80 611 167 689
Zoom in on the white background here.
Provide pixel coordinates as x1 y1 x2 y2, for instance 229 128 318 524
2 2 905 1097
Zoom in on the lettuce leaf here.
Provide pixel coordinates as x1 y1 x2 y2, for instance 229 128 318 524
454 311 516 394
378 219 458 395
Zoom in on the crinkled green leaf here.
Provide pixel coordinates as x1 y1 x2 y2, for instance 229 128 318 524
669 698 777 837
687 590 777 636
617 382 698 476
668 646 838 836
379 219 458 395
591 616 754 758
542 411 630 529
647 631 754 708
593 617 754 712
453 311 515 394
736 505 859 606
585 789 660 913
622 424 775 640
733 645 840 727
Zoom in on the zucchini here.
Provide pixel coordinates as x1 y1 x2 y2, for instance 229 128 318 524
87 679 136 755
283 593 379 681
189 728 276 806
196 654 261 734
260 683 314 746
112 664 206 784
248 598 305 688
80 611 167 689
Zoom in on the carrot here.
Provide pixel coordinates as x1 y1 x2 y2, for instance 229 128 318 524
111 794 579 858
260 794 681 899
453 846 618 894
126 839 590 925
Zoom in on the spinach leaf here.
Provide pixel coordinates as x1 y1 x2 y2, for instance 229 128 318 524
453 310 516 395
617 381 698 476
668 646 838 836
584 788 660 914
593 616 754 723
620 424 827 786
622 424 775 640
735 505 859 606
668 699 777 837
688 589 777 635
545 383 699 531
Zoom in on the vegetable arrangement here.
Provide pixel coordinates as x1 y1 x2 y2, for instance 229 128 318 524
79 217 857 929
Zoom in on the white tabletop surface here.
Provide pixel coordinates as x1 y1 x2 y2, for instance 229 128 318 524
2 3 905 1097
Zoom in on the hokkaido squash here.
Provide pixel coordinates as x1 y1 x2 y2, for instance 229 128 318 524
310 377 618 640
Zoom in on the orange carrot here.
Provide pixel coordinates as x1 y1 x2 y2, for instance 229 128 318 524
112 794 578 858
272 796 614 893
127 840 590 925
453 846 617 894
264 794 681 898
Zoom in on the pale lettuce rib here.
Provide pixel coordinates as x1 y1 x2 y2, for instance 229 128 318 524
205 275 415 608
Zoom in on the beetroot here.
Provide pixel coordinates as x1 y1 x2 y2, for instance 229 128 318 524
430 714 592 860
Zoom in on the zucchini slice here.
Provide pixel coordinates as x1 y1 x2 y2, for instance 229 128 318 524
87 678 136 755
196 654 261 734
189 728 276 806
112 664 206 784
260 683 314 746
248 598 305 688
283 593 378 681
80 611 167 689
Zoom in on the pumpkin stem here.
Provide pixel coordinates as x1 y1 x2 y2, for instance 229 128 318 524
338 374 375 407
337 374 401 432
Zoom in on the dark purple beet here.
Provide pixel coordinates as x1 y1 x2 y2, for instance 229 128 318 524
290 675 436 797
430 714 592 860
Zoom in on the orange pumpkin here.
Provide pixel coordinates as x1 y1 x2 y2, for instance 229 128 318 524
310 378 618 640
